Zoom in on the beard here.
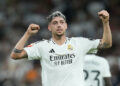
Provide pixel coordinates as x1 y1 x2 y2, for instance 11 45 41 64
52 31 65 38
55 31 65 37
52 29 66 38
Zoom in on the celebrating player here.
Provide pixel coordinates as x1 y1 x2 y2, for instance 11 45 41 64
10 10 112 86
84 55 112 86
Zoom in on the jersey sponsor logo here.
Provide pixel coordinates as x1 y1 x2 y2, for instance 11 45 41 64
50 53 75 65
49 49 55 53
50 54 75 61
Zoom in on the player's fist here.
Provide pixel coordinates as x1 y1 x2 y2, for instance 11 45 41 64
98 10 109 23
26 24 40 35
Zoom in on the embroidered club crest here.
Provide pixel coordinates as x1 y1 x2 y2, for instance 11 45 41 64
67 44 73 50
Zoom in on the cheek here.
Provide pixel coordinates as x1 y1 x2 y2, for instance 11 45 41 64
48 25 54 31
64 24 67 30
48 27 55 32
64 23 67 29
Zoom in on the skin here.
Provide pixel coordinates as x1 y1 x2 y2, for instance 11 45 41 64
104 77 113 86
97 10 112 49
10 10 112 59
48 17 67 45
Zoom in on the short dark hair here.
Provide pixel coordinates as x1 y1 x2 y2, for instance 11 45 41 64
47 11 66 23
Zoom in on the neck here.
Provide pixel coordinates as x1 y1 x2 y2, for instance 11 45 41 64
52 35 66 45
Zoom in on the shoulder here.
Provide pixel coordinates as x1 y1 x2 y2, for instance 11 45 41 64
35 39 47 44
71 37 90 42
89 55 108 64
72 37 99 42
72 37 88 40
85 55 107 63
95 55 108 63
27 39 50 47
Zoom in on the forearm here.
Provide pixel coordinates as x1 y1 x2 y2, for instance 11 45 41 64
98 10 112 49
11 32 31 59
101 21 112 48
10 24 40 59
14 32 31 50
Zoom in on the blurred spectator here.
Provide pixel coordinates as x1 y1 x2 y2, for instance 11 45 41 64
23 61 41 86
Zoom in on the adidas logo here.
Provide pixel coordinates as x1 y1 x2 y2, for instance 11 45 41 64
49 49 55 53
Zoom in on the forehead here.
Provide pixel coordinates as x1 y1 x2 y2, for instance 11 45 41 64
51 17 65 22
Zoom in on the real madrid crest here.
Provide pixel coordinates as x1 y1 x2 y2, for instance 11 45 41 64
67 44 73 50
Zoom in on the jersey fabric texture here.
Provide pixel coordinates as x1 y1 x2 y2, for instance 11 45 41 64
84 55 111 86
24 37 100 86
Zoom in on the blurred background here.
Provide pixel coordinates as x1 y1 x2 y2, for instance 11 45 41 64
0 0 120 86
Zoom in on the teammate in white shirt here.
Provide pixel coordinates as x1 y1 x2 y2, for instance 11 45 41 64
10 10 112 86
84 55 112 86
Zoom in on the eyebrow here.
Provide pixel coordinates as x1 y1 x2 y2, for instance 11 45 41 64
53 19 65 22
60 20 65 22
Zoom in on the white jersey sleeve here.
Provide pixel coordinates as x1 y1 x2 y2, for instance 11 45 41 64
75 37 100 54
24 42 42 60
102 59 111 77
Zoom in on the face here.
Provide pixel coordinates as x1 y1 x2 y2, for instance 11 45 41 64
48 17 67 37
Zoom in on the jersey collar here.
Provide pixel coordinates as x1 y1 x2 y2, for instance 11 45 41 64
51 37 68 45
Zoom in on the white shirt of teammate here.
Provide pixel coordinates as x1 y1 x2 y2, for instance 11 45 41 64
84 55 111 86
24 37 100 86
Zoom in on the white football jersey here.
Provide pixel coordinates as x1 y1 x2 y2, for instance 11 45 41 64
84 55 111 86
24 37 100 86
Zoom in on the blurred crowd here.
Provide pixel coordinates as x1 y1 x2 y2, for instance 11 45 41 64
0 0 120 86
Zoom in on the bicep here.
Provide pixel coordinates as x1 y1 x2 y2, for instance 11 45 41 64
20 49 28 59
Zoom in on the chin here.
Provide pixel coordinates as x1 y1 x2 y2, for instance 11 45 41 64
56 33 64 36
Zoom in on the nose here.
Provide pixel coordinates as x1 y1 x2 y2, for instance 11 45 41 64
57 23 61 28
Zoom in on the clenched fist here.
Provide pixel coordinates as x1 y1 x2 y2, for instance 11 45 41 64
26 24 40 36
98 10 109 23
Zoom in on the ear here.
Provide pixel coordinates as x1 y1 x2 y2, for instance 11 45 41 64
48 24 51 31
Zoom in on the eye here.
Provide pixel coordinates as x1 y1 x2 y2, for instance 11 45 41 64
53 21 57 25
60 21 65 24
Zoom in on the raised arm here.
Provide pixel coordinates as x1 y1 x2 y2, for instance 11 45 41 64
97 10 112 49
10 24 40 60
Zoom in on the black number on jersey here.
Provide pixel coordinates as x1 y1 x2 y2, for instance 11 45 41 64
92 70 100 86
83 70 89 80
83 70 100 86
